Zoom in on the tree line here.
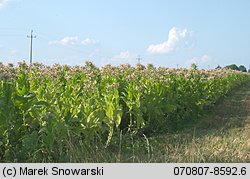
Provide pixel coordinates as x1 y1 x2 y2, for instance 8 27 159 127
216 64 249 73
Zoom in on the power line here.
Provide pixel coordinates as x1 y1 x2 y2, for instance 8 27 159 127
136 55 142 64
0 34 25 37
27 30 36 64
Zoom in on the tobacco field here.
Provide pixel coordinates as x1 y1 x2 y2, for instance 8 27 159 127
0 61 250 162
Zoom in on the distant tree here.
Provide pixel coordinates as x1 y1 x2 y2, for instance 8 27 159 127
224 64 239 71
8 63 14 68
215 65 222 69
146 64 155 70
248 68 250 73
190 63 198 70
238 65 247 72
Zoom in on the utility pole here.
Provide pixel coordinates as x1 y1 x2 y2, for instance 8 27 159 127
27 30 36 64
136 55 142 64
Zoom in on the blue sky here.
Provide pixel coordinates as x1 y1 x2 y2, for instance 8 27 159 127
0 0 250 69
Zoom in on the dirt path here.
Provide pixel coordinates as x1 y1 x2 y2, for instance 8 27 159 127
149 82 250 162
198 82 250 132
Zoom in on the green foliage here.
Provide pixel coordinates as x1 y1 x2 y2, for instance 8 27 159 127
215 65 222 69
224 64 239 71
223 64 247 72
0 62 250 162
238 65 247 72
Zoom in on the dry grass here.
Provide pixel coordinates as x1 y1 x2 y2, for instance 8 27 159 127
142 82 250 162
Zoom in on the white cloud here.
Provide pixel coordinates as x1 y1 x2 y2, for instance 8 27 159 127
101 51 133 66
49 37 100 46
190 55 212 64
87 48 100 59
112 51 131 60
0 0 12 8
49 36 79 46
187 55 213 69
81 38 99 45
147 27 191 54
